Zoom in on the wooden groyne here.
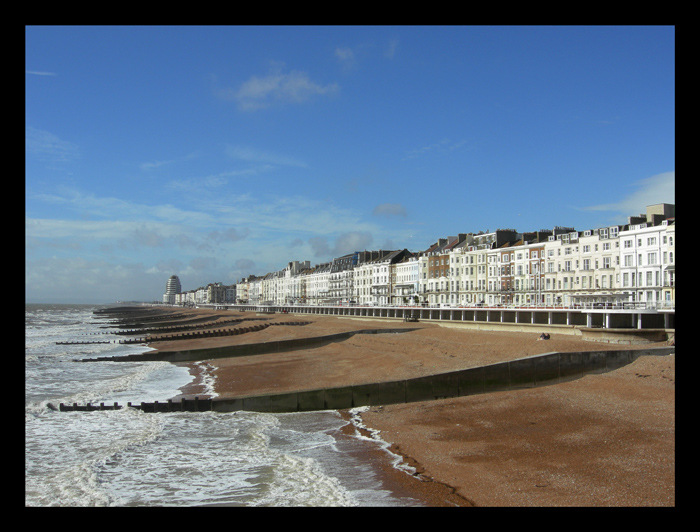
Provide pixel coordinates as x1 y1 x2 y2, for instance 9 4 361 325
53 346 674 414
57 320 312 346
51 397 213 413
56 340 114 345
78 327 420 363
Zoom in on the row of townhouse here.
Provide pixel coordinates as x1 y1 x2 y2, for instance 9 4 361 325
173 282 235 307
167 203 675 310
414 204 675 308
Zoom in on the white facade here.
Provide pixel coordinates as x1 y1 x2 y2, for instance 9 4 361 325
370 258 392 306
393 256 420 305
353 261 374 305
664 222 675 306
619 220 673 307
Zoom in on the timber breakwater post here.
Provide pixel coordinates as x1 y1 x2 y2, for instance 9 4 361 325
78 327 420 364
51 397 213 413
59 304 313 346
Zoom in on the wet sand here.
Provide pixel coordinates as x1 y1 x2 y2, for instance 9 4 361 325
150 308 674 506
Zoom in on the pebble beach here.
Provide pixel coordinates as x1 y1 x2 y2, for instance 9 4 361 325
149 308 675 507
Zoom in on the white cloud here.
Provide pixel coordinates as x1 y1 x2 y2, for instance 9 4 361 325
402 138 473 160
226 145 307 168
332 231 374 255
26 184 403 301
220 64 339 111
140 152 200 171
26 126 80 164
307 231 375 259
335 47 355 63
384 38 399 59
373 203 407 217
26 186 381 267
25 255 160 304
582 171 675 220
335 47 357 72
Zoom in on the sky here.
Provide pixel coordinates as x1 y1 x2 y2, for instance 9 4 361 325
25 25 675 304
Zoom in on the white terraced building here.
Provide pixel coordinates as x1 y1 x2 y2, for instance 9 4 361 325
223 203 674 312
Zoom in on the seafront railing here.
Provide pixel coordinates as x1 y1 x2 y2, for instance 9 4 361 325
198 300 675 311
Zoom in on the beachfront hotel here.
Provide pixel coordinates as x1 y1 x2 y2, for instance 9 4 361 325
165 203 675 312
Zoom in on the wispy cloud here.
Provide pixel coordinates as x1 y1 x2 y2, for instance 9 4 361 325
581 171 675 220
373 203 407 217
218 63 339 111
26 126 80 164
336 37 399 71
402 138 473 160
308 231 374 258
26 70 57 76
335 46 357 72
167 170 262 193
140 152 201 171
226 145 307 168
335 47 355 64
27 186 378 251
384 38 399 59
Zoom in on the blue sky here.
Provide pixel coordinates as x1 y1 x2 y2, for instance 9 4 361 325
26 25 675 304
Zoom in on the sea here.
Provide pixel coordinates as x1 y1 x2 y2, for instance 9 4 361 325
25 303 422 507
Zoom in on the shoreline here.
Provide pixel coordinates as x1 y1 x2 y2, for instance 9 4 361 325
151 308 673 506
336 408 475 507
170 361 473 506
